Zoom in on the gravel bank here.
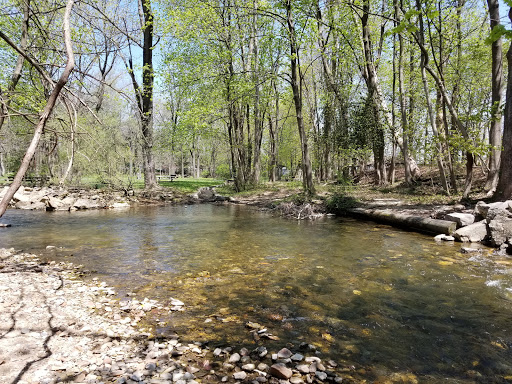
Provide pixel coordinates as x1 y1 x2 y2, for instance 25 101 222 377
0 248 382 384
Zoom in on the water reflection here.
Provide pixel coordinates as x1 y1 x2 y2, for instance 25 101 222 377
1 204 512 382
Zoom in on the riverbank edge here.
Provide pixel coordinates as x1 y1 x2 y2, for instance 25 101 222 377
1 183 510 251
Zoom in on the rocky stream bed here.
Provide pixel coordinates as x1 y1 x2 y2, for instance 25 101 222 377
2 248 405 384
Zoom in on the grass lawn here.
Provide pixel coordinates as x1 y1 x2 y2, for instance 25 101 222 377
157 178 224 194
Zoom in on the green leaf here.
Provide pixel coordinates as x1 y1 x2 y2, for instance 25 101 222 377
486 24 509 44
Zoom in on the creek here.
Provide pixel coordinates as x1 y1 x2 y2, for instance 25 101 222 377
1 203 512 382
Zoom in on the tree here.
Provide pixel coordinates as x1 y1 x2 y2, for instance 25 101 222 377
493 8 512 200
0 0 75 218
485 0 503 194
284 0 314 196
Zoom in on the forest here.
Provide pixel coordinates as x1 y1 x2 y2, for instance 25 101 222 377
1 0 512 206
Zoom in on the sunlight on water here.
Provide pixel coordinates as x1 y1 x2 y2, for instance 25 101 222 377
2 204 512 382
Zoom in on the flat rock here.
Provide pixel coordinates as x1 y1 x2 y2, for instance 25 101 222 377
445 212 475 227
269 363 292 379
296 364 310 374
73 198 100 210
291 353 304 362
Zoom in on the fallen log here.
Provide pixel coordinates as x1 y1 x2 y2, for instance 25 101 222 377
348 207 457 235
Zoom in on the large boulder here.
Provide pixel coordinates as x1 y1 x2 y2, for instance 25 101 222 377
453 220 488 243
474 200 511 220
73 198 101 210
28 189 49 204
47 196 71 211
12 187 30 203
445 212 475 227
487 205 512 246
111 201 130 209
196 187 216 202
15 200 46 210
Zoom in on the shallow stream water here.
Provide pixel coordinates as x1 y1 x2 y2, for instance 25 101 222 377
2 204 512 382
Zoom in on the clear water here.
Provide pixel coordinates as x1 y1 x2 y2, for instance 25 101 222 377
1 204 512 382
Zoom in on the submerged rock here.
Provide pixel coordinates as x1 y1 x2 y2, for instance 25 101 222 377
434 234 455 242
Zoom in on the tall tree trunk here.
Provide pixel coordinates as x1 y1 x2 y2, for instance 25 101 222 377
251 0 263 184
0 0 75 218
285 0 315 196
268 78 279 182
416 1 449 194
493 8 512 201
485 0 503 193
140 0 157 189
395 0 412 183
361 0 387 185
323 95 333 181
412 0 474 197
444 1 461 192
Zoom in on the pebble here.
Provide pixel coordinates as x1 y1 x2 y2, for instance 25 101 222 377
291 353 304 362
234 371 248 380
229 353 241 363
304 357 321 363
277 348 293 359
240 347 250 356
296 365 310 374
255 346 268 358
242 363 256 371
315 371 328 380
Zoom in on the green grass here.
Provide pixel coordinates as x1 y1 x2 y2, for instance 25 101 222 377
157 178 224 194
214 180 303 197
